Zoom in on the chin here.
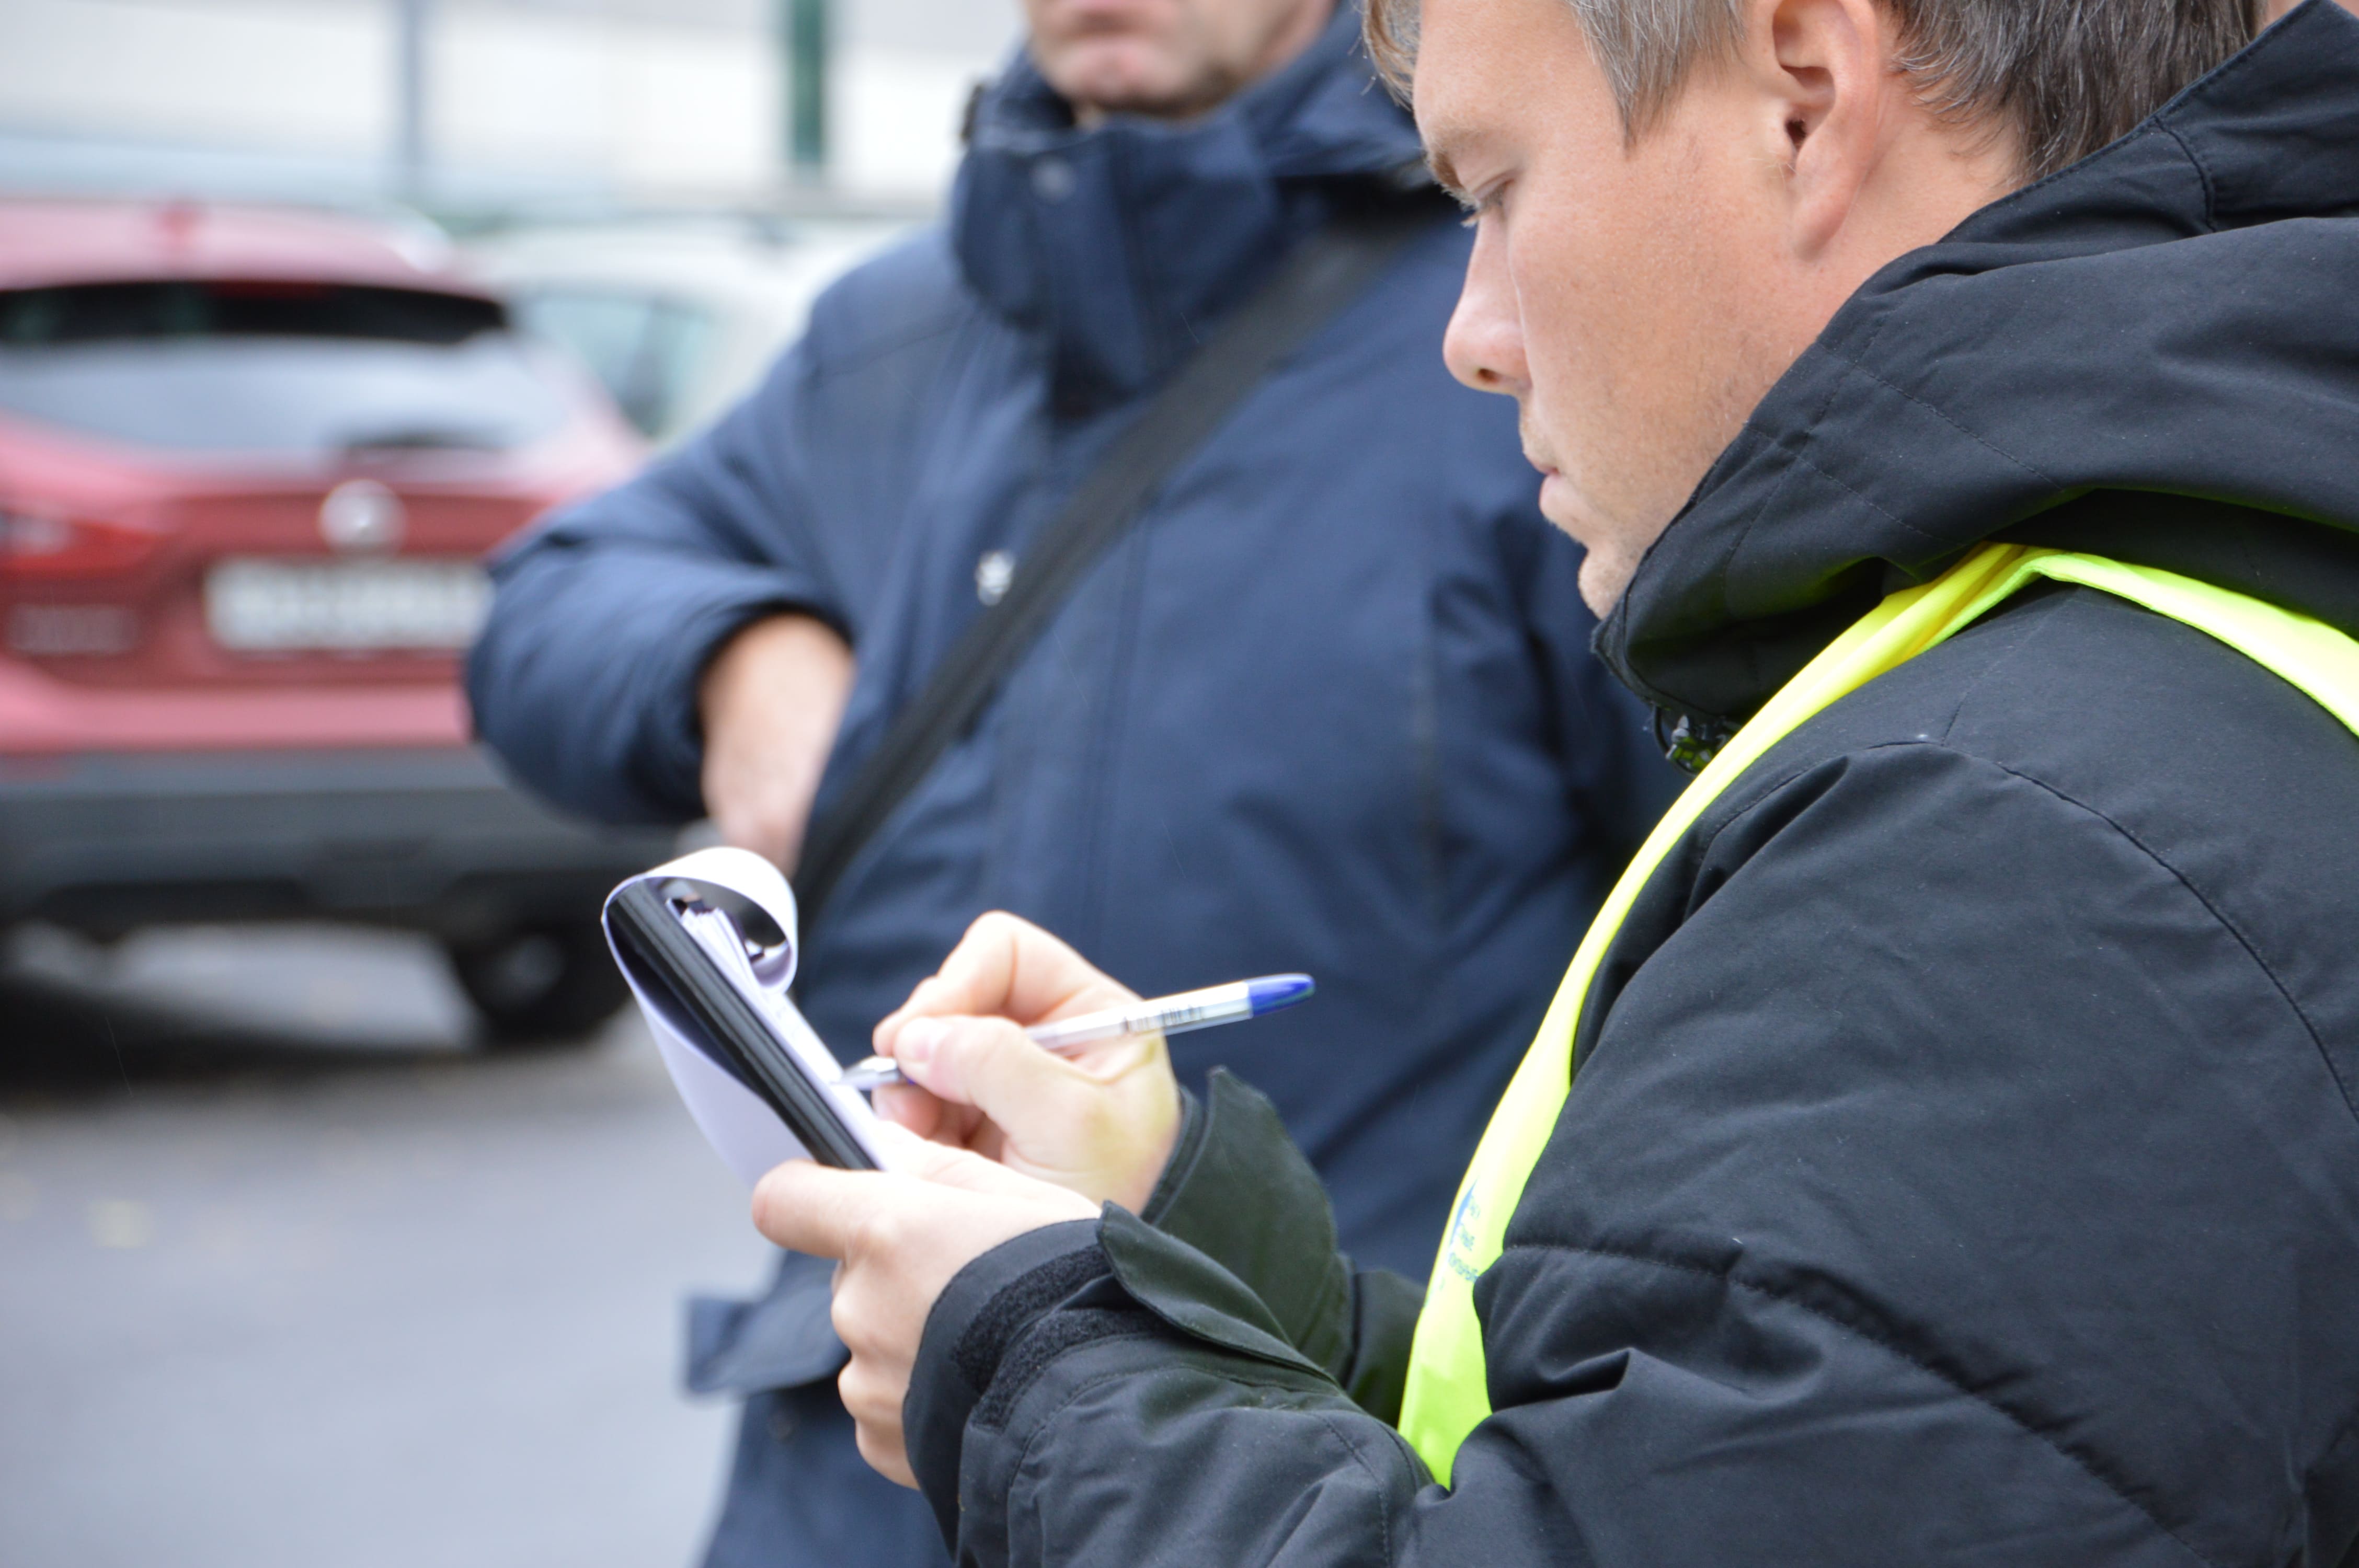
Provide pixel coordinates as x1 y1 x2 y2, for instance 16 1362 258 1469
1575 552 1633 619
1048 43 1180 109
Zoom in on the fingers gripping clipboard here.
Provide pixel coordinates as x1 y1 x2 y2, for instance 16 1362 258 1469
602 847 892 1182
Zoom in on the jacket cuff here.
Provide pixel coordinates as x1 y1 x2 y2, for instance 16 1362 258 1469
1133 1068 1357 1376
904 1219 1105 1542
682 1248 845 1398
1138 1082 1207 1223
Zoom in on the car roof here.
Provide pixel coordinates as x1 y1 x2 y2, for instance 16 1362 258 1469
467 217 905 294
0 199 488 297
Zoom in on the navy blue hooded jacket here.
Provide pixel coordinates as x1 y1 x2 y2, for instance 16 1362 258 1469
469 9 1673 1281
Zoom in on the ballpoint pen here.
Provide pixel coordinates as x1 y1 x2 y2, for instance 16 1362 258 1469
839 973 1315 1090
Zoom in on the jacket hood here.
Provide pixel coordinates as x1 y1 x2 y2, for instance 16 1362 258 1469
1600 0 2359 731
949 3 1425 405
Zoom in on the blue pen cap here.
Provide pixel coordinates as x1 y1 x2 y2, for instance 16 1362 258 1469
1245 974 1316 1015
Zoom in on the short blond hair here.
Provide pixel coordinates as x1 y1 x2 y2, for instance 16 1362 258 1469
1365 0 2262 180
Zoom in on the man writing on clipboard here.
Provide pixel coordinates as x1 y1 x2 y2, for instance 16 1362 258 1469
741 0 2359 1559
465 2 1677 1563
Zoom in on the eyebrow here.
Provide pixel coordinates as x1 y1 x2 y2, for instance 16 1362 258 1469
1422 137 1471 203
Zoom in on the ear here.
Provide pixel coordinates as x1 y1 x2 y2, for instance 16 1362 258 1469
1736 0 1900 261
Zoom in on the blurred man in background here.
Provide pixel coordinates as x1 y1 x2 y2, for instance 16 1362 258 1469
466 0 1677 1562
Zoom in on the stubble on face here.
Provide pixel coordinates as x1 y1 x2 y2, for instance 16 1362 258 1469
1026 0 1336 121
1549 310 1791 614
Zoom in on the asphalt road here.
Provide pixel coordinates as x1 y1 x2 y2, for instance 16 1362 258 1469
0 923 778 1568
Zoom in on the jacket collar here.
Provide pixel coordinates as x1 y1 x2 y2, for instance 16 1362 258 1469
1599 0 2359 729
949 4 1424 406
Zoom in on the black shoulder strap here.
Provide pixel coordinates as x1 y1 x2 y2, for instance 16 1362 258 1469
794 200 1436 923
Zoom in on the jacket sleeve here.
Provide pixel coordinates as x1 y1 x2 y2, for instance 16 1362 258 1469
898 741 2285 1567
464 338 854 825
1139 1069 1423 1420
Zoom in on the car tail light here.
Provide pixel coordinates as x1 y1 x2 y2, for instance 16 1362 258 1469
1 509 162 579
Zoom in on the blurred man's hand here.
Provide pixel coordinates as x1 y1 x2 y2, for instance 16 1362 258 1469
697 613 854 871
872 913 1182 1214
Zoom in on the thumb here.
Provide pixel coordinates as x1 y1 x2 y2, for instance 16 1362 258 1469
750 1157 887 1259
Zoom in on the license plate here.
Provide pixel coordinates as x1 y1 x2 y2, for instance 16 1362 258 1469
204 558 491 652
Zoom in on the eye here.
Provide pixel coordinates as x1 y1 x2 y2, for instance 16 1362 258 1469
1458 184 1507 229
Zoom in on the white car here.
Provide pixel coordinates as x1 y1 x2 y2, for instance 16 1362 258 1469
467 211 914 447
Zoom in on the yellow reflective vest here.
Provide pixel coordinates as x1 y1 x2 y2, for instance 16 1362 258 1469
1396 541 2359 1483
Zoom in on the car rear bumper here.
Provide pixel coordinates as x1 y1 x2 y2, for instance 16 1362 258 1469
0 746 676 938
0 657 475 754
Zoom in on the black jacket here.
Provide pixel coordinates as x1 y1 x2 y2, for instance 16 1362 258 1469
899 6 2359 1564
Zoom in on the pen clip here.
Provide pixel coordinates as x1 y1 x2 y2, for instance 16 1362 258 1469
839 1057 904 1091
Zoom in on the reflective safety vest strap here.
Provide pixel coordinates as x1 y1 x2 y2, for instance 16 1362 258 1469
1394 542 2359 1484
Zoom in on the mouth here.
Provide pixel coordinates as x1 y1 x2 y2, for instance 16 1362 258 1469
1532 468 1581 537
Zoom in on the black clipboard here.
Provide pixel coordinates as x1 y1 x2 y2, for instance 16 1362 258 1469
604 878 880 1172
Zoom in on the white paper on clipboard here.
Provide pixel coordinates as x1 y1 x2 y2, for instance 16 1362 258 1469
601 846 894 1185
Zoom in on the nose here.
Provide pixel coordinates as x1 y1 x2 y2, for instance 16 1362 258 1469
1443 216 1528 398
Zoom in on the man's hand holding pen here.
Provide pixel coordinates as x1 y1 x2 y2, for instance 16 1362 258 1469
749 912 1189 1485
866 912 1183 1214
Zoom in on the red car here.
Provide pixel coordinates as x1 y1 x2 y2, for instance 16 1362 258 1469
0 198 671 1040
